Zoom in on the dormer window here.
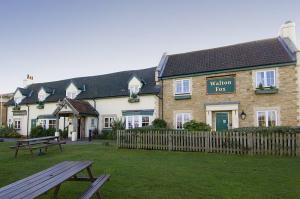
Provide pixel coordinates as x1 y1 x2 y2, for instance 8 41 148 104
38 88 48 102
129 85 140 95
66 91 77 99
14 89 25 104
66 82 80 99
14 97 22 104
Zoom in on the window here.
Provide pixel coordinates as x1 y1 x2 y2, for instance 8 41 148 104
91 119 95 127
142 116 150 127
129 85 140 95
14 120 21 130
38 93 46 102
176 113 191 129
66 92 77 99
256 70 276 88
14 97 22 104
40 119 47 129
125 115 151 129
48 120 56 129
257 110 277 127
175 79 190 95
104 117 115 128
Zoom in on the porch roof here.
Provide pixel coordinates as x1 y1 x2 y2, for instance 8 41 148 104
53 98 99 117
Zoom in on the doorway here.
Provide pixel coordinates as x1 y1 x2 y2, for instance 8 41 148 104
216 112 229 132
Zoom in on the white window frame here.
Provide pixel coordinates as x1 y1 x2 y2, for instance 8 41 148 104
129 85 140 95
255 70 276 88
175 113 191 129
38 93 46 102
256 110 278 127
48 120 56 129
125 115 151 129
175 79 191 95
14 97 22 104
103 116 115 129
40 119 47 129
14 119 21 130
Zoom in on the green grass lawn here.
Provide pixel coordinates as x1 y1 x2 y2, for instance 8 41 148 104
0 141 300 199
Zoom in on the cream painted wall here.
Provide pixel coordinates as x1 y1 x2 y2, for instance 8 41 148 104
7 94 159 137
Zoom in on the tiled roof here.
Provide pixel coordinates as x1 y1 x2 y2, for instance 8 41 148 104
161 37 296 78
67 98 98 116
7 67 160 106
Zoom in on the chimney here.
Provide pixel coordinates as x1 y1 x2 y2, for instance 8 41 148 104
23 74 34 88
279 21 296 45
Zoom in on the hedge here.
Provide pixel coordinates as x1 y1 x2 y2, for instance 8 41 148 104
0 127 22 138
30 126 56 138
228 126 300 134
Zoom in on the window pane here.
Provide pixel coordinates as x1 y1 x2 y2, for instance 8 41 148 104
176 114 183 129
142 116 149 127
257 112 266 127
256 72 264 87
134 116 139 128
127 117 133 129
268 111 276 127
266 71 275 87
176 81 182 94
183 80 190 93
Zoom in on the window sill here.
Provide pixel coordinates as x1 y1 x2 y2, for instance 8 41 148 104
174 94 192 100
255 88 278 94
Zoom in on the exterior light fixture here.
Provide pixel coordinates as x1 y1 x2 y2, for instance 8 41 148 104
240 110 247 120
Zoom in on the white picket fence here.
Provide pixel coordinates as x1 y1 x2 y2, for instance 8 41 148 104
117 130 300 156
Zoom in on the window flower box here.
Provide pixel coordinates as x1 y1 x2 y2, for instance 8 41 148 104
175 94 192 100
12 105 21 111
37 102 45 109
255 87 278 94
128 93 140 103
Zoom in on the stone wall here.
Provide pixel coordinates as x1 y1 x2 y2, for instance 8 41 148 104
162 65 299 129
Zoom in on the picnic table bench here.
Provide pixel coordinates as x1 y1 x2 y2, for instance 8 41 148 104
10 136 66 158
0 161 110 199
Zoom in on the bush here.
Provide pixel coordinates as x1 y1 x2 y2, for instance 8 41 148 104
229 126 300 134
152 118 167 129
59 129 69 139
0 127 21 138
30 126 55 138
183 120 211 131
95 129 116 140
111 118 125 131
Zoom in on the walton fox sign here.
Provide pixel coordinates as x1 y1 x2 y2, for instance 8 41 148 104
207 76 235 94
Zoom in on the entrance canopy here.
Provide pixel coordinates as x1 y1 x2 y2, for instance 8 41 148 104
53 98 98 117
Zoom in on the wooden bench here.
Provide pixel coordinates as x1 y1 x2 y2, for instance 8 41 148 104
0 161 110 199
10 136 66 158
78 175 110 199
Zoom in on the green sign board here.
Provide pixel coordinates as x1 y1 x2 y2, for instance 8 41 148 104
207 76 235 94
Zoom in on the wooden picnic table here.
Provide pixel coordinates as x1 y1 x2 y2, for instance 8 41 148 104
11 136 66 158
0 161 110 199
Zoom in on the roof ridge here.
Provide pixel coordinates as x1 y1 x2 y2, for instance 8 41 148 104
168 37 279 57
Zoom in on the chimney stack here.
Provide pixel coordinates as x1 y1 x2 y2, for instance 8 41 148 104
23 74 34 88
279 21 296 45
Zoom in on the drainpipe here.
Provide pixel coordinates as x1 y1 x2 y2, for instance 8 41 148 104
26 104 30 138
92 99 99 134
161 79 164 119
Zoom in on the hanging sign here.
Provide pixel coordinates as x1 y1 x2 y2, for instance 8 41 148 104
207 76 235 94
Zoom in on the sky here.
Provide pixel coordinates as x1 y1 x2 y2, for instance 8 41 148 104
0 0 300 93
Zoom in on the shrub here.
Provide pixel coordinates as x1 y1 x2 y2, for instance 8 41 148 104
111 118 125 131
152 118 167 129
30 126 55 138
95 129 116 140
229 126 300 134
183 120 211 131
59 129 69 139
0 127 21 138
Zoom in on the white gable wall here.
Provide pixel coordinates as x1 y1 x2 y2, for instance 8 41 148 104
66 83 81 99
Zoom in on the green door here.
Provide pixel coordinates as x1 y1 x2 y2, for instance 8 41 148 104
216 112 228 132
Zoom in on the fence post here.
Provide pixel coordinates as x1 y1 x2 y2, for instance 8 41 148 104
296 133 300 157
247 132 253 155
168 131 172 151
205 132 209 152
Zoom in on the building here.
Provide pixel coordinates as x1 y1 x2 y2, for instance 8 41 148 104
0 93 13 127
158 21 300 131
6 67 160 138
